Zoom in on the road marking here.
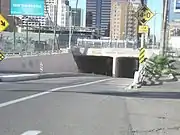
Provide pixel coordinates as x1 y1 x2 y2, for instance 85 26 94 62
0 78 113 108
21 130 41 135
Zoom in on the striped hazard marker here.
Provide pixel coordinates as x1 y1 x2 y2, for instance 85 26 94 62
139 48 145 63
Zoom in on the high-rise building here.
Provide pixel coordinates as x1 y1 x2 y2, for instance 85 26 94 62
86 0 111 36
71 8 83 27
21 0 69 27
168 0 180 23
125 2 140 41
110 0 141 41
110 0 128 40
168 0 180 39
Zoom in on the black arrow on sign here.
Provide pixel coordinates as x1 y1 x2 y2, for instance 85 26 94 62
1 20 5 26
141 7 147 12
141 19 146 23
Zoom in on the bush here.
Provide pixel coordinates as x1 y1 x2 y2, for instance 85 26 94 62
146 54 177 78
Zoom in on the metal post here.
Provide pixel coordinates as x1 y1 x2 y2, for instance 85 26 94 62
153 11 156 49
26 21 28 52
38 22 41 46
53 3 57 52
68 10 72 49
141 33 145 48
13 16 16 52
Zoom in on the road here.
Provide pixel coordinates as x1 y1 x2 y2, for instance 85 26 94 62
0 75 180 135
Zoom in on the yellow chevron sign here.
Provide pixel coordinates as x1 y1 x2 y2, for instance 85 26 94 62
0 50 5 61
139 48 145 63
0 14 9 32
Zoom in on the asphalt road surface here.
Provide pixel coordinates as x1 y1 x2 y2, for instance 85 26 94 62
1 75 180 135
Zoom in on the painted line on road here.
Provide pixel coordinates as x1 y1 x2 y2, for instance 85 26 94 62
0 78 113 108
21 130 42 135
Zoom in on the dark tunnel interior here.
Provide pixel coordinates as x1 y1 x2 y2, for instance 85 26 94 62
73 55 113 76
116 57 139 78
73 55 139 78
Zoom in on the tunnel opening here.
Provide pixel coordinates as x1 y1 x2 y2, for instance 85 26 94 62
116 57 139 78
73 55 113 76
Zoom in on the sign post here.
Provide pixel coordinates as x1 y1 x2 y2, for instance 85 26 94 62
135 5 154 63
0 15 9 62
133 5 154 87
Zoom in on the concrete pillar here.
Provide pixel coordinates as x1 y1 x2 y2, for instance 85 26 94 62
112 56 117 77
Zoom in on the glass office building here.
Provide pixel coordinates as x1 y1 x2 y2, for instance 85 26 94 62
86 0 111 36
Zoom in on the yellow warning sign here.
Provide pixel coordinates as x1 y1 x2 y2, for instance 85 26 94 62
139 48 145 63
138 25 149 33
0 14 9 32
0 50 5 61
135 5 154 24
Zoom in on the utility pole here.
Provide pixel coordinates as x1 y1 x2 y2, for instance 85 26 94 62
53 0 58 52
160 0 168 56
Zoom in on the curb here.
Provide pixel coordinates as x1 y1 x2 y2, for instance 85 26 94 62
0 73 104 82
0 74 39 82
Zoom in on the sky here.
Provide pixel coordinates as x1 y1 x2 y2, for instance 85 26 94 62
147 0 163 41
69 0 163 41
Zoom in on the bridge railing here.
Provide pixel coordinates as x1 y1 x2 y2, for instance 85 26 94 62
77 38 137 48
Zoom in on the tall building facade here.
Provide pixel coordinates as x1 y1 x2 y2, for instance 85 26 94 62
168 0 180 37
126 2 140 41
169 0 180 22
21 0 69 27
110 0 141 41
110 0 128 40
86 0 111 36
71 8 83 27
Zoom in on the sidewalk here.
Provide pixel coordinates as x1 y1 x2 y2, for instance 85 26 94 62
138 80 180 92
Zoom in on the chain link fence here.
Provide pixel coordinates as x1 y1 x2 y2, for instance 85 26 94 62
0 31 59 54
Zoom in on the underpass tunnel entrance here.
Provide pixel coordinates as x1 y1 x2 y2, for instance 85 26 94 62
116 57 139 78
73 55 113 76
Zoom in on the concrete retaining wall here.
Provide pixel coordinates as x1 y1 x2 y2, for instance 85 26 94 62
0 53 78 73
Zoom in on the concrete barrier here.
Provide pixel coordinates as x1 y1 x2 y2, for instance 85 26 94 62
0 53 78 73
86 48 160 58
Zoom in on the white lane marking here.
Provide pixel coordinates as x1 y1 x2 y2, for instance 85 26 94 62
21 130 41 135
0 78 113 108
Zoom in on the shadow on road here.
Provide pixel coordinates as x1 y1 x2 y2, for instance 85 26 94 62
5 89 180 100
58 90 180 100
